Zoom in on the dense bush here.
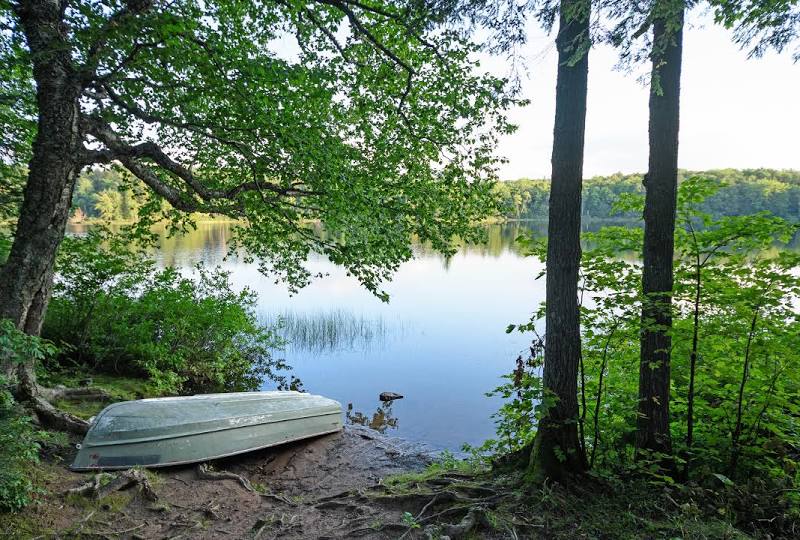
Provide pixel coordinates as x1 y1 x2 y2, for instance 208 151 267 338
43 232 286 395
480 178 800 527
0 320 50 513
0 382 39 513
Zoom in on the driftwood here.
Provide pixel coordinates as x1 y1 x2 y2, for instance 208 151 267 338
68 469 158 501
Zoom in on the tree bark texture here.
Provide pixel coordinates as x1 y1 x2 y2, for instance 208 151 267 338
0 1 89 434
0 1 81 334
529 0 590 482
637 1 685 459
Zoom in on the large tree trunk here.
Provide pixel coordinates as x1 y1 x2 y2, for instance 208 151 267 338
0 1 90 433
636 1 685 460
528 0 590 482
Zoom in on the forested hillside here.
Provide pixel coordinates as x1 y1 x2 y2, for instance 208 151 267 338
58 167 800 223
495 168 800 220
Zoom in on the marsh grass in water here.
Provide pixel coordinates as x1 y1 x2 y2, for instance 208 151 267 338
263 310 398 353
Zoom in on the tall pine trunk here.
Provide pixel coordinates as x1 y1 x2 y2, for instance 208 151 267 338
636 0 685 459
528 0 590 482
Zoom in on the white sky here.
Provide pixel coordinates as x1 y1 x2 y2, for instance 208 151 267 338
493 12 800 180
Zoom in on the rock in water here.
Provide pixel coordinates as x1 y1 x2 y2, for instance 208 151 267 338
379 392 403 401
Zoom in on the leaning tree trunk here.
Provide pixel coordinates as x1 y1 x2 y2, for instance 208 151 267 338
0 0 90 433
528 0 590 482
636 1 685 461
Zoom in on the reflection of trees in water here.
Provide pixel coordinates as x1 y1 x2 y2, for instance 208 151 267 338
345 401 399 434
277 375 305 392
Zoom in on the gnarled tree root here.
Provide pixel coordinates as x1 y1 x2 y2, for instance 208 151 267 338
195 463 254 491
17 367 110 434
68 469 158 501
29 393 91 434
423 506 490 539
195 464 296 505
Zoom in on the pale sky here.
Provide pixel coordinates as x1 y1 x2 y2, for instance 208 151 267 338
493 12 800 180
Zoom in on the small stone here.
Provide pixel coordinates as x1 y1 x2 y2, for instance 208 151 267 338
379 392 403 401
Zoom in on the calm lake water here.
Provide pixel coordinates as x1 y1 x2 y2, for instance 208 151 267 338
101 221 549 452
60 218 800 451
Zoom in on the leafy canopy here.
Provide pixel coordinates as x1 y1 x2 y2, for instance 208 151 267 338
2 0 520 297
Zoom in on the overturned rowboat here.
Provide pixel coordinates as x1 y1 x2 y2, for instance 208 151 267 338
71 391 342 471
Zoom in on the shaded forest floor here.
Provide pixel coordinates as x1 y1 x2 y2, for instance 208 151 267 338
0 377 788 539
2 428 769 539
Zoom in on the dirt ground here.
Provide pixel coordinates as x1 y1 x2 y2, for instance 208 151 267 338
4 426 443 539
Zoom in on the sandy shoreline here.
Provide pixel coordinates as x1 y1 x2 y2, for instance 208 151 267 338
5 426 438 539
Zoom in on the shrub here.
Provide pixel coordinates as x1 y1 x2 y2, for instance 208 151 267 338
43 232 286 395
0 382 39 513
486 178 800 498
0 320 51 513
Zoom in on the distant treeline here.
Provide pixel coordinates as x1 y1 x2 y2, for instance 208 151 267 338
60 167 800 223
70 168 144 222
495 168 800 221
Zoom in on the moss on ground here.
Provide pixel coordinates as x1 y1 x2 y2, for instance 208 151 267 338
43 370 161 419
381 459 758 539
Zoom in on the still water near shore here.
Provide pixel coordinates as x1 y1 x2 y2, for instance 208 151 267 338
67 221 576 451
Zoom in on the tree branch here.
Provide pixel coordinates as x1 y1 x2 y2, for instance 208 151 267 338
82 116 321 212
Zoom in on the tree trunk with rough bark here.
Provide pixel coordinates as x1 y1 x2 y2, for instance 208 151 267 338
637 1 685 461
0 0 90 432
528 0 590 482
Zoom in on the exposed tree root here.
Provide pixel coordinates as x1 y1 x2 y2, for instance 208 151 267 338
68 469 158 501
251 512 302 539
16 367 110 434
29 393 91 434
195 463 296 505
344 522 408 537
195 463 254 492
426 506 490 539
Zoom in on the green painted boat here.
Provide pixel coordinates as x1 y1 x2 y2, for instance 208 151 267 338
71 391 342 470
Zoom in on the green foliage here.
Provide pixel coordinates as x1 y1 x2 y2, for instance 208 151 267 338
42 231 286 395
710 0 800 61
70 168 145 222
487 177 800 527
401 511 421 529
0 382 39 513
0 319 58 367
3 0 521 298
469 345 545 457
0 323 50 513
573 178 800 488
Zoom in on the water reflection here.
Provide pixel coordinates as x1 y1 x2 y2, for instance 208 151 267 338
345 401 399 434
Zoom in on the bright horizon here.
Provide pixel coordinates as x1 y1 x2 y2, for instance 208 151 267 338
493 11 800 181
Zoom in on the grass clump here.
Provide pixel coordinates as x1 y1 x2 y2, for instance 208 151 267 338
265 309 391 353
384 450 484 490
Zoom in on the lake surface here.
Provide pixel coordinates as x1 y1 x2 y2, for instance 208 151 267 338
60 219 800 451
115 221 548 452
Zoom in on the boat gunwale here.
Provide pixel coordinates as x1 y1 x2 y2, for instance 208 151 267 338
70 425 343 471
84 408 343 447
93 390 324 418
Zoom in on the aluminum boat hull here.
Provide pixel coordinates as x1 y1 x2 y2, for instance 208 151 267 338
71 391 342 470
